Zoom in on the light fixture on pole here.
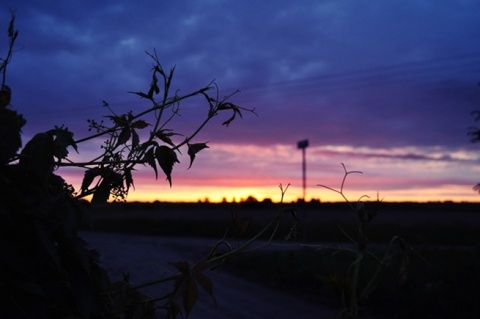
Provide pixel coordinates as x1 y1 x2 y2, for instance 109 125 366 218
297 139 309 201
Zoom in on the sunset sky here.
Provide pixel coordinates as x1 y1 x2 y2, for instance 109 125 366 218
5 1 480 203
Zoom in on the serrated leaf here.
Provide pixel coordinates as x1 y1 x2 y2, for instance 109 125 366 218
143 147 158 179
191 261 216 305
117 127 131 146
155 145 179 186
187 142 209 169
81 168 102 193
154 129 182 146
125 168 134 191
157 134 174 146
168 260 201 318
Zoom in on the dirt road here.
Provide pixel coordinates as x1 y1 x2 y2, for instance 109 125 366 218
81 231 338 319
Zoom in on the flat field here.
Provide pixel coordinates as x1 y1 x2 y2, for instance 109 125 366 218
87 201 480 245
84 201 480 318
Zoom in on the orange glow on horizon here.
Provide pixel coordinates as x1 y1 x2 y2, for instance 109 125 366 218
58 143 480 204
115 183 480 204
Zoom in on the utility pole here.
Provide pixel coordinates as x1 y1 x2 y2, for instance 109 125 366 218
297 139 309 243
297 139 309 201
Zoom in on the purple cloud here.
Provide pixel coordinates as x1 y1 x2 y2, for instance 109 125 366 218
2 1 480 202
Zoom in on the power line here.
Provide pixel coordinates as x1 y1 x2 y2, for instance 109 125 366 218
237 51 480 95
22 51 480 119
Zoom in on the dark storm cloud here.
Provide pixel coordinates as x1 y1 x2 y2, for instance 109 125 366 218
2 0 480 151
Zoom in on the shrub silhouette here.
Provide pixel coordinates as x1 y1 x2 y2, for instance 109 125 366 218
0 12 256 318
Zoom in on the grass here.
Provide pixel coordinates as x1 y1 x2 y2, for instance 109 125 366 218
224 246 480 319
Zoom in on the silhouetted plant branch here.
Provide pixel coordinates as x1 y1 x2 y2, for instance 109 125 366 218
206 183 298 265
0 11 262 319
318 163 365 211
316 164 424 319
0 8 17 89
44 49 257 203
117 183 299 318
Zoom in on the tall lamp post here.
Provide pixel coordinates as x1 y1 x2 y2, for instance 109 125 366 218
297 139 309 201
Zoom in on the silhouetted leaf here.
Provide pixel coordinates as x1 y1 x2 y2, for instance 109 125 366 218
81 168 102 193
105 114 129 126
144 147 158 179
51 126 77 159
192 262 217 307
125 168 134 191
91 178 111 204
131 129 140 149
155 146 179 186
117 127 131 146
187 142 209 169
131 119 149 129
147 71 160 99
129 91 151 99
154 129 182 146
168 261 195 315
19 132 55 186
217 102 233 111
91 170 123 204
221 106 242 127
168 260 215 318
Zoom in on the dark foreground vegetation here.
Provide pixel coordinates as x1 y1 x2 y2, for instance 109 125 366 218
225 244 480 319
88 201 480 245
88 201 480 318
